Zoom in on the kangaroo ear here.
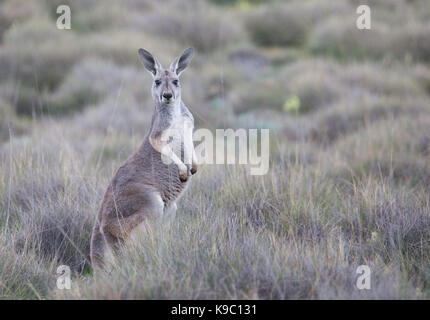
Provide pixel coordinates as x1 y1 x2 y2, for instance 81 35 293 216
170 47 193 76
138 48 161 76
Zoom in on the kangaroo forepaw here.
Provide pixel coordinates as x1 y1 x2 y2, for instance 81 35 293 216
179 171 188 182
191 164 197 175
178 165 189 182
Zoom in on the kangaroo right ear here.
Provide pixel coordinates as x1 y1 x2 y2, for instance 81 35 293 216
170 47 194 76
138 48 161 76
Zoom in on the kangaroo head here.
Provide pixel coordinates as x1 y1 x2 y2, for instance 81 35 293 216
138 47 193 106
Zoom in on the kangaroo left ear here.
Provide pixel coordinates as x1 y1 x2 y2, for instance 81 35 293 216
170 48 194 76
138 48 162 77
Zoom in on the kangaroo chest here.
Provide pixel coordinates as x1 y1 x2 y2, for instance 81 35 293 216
167 115 194 165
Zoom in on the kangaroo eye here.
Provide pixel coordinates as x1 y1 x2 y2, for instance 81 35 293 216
154 80 161 86
172 80 179 86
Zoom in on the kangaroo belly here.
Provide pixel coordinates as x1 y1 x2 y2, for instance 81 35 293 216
141 143 189 205
158 162 189 204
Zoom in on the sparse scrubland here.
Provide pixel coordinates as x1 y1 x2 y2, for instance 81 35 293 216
1 0 430 299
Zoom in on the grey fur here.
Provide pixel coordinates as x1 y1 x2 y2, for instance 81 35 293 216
90 48 197 269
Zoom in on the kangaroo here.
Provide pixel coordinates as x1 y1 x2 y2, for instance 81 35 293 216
90 48 197 269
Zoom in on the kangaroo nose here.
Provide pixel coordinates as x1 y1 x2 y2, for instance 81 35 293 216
162 92 172 99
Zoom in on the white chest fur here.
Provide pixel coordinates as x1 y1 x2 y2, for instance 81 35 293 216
167 115 194 165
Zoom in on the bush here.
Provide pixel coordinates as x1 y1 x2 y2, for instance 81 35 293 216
309 13 430 63
231 59 344 114
340 63 424 97
308 17 391 60
244 0 351 48
412 64 430 94
0 98 27 142
141 0 243 52
309 96 428 144
245 3 307 47
287 73 342 114
392 24 430 63
0 83 44 116
0 19 81 90
0 0 45 40
281 60 344 114
82 31 176 67
231 77 287 113
42 59 131 115
67 0 145 33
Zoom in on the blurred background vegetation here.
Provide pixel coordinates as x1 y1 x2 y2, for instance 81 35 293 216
1 0 430 299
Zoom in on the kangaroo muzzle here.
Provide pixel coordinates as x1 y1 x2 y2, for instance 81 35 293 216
162 92 174 104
